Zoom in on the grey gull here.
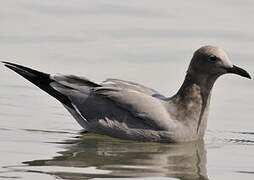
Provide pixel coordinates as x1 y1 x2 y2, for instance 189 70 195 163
2 45 251 143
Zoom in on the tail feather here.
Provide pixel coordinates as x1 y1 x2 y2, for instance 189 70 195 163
2 61 73 109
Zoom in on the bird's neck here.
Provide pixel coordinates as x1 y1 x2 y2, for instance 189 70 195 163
170 73 218 139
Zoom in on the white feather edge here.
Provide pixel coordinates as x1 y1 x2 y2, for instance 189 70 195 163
50 81 88 122
71 103 88 122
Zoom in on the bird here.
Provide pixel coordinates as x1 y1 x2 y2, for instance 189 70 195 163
2 45 251 143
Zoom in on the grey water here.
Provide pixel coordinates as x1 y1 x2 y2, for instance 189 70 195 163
1 0 254 179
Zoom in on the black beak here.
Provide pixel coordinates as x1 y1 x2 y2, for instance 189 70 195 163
226 65 251 79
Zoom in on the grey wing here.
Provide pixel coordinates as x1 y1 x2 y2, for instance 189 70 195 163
49 74 101 128
51 75 163 96
50 75 175 131
50 74 100 92
92 87 176 130
2 62 174 134
102 78 162 96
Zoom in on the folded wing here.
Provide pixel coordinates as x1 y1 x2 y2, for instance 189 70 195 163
2 62 175 131
92 87 175 130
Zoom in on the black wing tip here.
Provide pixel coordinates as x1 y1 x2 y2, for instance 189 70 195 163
1 61 10 68
2 61 50 76
1 61 25 71
2 61 34 76
2 61 74 109
1 61 16 66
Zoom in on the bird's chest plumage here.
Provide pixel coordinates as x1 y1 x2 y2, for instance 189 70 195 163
168 83 211 141
173 84 203 122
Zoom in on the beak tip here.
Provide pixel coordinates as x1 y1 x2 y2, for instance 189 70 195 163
228 65 252 80
242 70 251 80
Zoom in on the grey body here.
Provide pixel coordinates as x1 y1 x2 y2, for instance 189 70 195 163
2 45 251 143
54 76 207 142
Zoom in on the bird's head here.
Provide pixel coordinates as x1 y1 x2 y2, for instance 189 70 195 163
188 45 251 81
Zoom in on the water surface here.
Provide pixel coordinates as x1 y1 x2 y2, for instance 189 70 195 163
1 1 254 179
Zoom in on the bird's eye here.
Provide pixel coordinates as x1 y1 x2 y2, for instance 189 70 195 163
208 55 217 63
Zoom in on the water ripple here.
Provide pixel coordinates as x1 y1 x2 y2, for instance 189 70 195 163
206 129 254 146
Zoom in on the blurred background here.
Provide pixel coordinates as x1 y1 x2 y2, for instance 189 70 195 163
1 1 254 179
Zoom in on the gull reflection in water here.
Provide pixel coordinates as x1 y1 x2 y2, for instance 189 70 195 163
23 133 208 180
